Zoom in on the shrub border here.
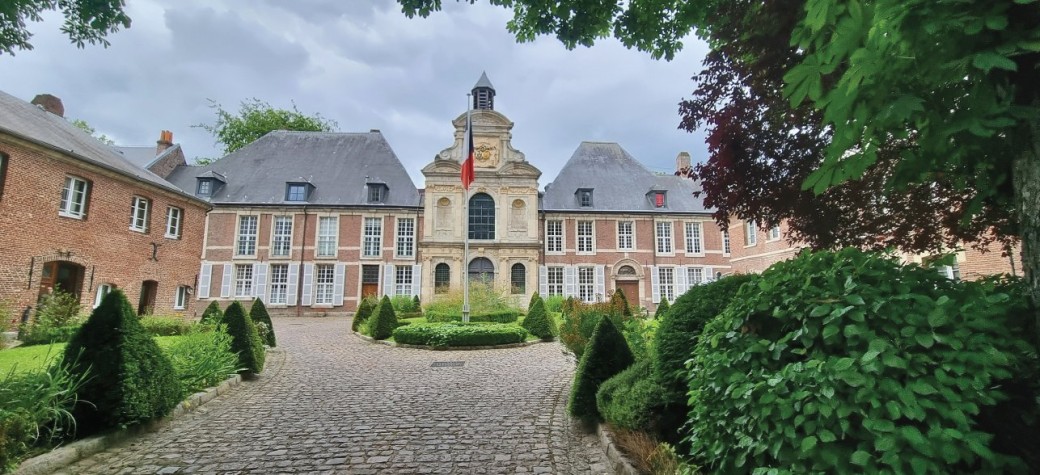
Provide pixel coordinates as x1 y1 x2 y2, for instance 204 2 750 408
352 331 544 351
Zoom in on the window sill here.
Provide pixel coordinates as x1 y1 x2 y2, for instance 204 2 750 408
314 255 338 260
684 252 706 258
164 234 181 240
744 244 758 248
233 255 258 260
268 255 294 260
173 306 186 311
360 255 382 260
58 212 85 220
129 227 148 234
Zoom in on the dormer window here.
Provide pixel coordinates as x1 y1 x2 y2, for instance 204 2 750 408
647 190 667 208
577 188 593 207
286 182 311 202
368 183 388 203
196 179 213 196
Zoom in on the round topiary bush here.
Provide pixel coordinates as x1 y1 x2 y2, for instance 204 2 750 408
222 301 265 374
686 248 1037 474
249 298 276 347
568 315 634 422
368 296 398 340
199 301 223 324
61 290 182 435
522 295 557 340
392 322 528 347
596 359 669 433
352 298 376 333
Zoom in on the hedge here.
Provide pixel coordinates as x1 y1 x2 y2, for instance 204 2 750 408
249 298 276 347
568 315 633 422
425 309 520 324
139 316 192 336
222 301 265 374
392 322 528 347
596 359 670 434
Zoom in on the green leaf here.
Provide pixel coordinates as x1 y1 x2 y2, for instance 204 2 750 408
915 332 934 348
811 304 831 317
911 380 938 395
927 309 949 327
850 450 871 466
972 52 1018 72
801 435 818 452
819 429 837 442
845 294 865 305
900 426 927 447
985 15 1009 30
833 357 855 370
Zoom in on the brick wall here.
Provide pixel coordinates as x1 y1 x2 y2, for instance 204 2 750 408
0 134 208 321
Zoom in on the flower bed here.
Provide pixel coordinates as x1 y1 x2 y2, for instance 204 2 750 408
392 322 528 347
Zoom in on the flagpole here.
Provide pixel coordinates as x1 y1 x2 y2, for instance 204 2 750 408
462 93 472 323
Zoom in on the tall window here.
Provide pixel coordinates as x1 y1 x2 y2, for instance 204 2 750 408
578 267 595 302
59 176 89 219
656 221 673 254
129 196 150 232
617 221 634 251
687 267 705 286
395 266 413 296
94 283 113 308
396 218 415 258
363 217 382 257
235 264 253 297
546 220 563 253
165 206 182 239
685 222 703 254
271 216 293 257
269 264 288 304
315 264 335 304
722 231 731 255
468 193 495 240
236 215 258 256
745 221 758 246
0 152 7 201
174 286 188 310
511 263 526 294
577 221 594 253
659 267 675 302
317 216 338 257
547 267 564 296
434 263 450 294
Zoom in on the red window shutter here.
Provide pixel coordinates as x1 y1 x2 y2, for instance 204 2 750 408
655 193 664 207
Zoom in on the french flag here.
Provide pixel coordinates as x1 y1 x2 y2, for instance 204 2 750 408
461 113 474 190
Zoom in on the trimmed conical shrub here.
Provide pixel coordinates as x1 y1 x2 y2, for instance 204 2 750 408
412 295 421 310
529 291 541 310
62 290 182 435
249 298 276 347
654 298 670 319
222 301 265 374
522 295 557 340
368 296 398 340
352 298 375 332
610 288 632 316
568 315 634 422
199 300 223 324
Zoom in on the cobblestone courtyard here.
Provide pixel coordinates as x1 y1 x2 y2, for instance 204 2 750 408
57 317 611 474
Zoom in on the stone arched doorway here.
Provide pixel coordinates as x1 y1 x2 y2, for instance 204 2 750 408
614 264 640 307
37 260 85 303
468 257 494 284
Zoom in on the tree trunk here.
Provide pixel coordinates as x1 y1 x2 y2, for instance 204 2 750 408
1013 130 1040 346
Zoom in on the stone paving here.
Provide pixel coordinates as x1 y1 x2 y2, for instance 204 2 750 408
56 317 611 474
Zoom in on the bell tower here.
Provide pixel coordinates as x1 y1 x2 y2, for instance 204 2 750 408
472 71 495 110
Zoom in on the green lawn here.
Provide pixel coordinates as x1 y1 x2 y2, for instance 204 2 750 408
0 336 183 374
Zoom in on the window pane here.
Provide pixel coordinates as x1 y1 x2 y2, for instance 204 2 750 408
577 221 594 253
547 267 564 296
468 193 495 240
315 264 335 304
686 222 702 254
618 221 633 250
394 265 413 296
659 267 674 302
317 216 337 257
269 264 288 304
235 264 253 297
272 216 293 256
396 218 415 257
578 267 595 302
237 216 258 255
434 263 450 294
510 264 525 294
656 222 672 254
546 220 562 253
363 217 382 257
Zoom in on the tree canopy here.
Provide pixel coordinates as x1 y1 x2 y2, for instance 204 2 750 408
195 98 338 156
1 0 131 55
70 118 115 145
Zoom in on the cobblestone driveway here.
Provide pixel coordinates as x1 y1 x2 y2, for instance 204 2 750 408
58 317 611 474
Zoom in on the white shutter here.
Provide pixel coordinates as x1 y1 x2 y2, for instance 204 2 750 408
197 263 212 299
651 266 661 304
254 263 269 302
704 266 714 283
564 266 577 298
301 263 314 306
411 264 422 297
539 266 548 296
333 263 346 306
676 266 688 297
286 264 299 306
383 264 394 297
594 265 606 302
220 264 233 298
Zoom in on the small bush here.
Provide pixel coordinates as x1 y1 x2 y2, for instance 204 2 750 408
199 301 223 324
560 301 622 359
423 282 516 315
610 288 632 316
249 299 276 347
653 298 669 319
686 249 1037 473
18 324 80 346
221 301 265 375
569 316 634 422
164 326 240 395
62 290 182 435
543 295 565 313
413 295 421 310
522 296 557 340
390 295 419 313
34 289 81 329
368 296 398 340
622 317 659 362
425 310 520 324
596 359 669 433
139 316 191 336
352 298 376 332
392 322 528 347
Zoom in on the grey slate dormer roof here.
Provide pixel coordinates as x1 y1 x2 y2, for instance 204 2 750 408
165 130 420 207
541 141 710 213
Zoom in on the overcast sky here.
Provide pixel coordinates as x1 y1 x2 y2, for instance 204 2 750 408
1 0 710 188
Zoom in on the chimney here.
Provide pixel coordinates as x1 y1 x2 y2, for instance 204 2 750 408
156 130 173 155
675 151 692 172
31 94 64 117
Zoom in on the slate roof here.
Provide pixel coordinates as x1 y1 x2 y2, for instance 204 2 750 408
541 141 710 213
113 144 181 169
166 130 421 207
473 71 495 90
0 90 205 202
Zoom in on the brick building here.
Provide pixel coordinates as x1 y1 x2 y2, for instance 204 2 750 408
0 91 210 320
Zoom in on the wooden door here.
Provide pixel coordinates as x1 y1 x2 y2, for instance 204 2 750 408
361 265 379 299
616 281 640 309
138 280 158 315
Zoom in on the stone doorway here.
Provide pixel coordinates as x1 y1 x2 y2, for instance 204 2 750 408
614 265 640 308
361 265 379 299
138 280 158 315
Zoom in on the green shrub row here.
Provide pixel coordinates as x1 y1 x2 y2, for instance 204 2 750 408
18 324 80 346
392 322 528 347
425 309 520 324
164 327 241 395
390 294 421 313
139 316 192 336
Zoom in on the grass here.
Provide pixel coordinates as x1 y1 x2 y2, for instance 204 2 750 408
0 336 183 374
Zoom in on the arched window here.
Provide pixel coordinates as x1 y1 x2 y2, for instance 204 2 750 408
469 257 494 283
618 265 636 276
510 263 526 294
468 193 495 240
434 263 451 294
